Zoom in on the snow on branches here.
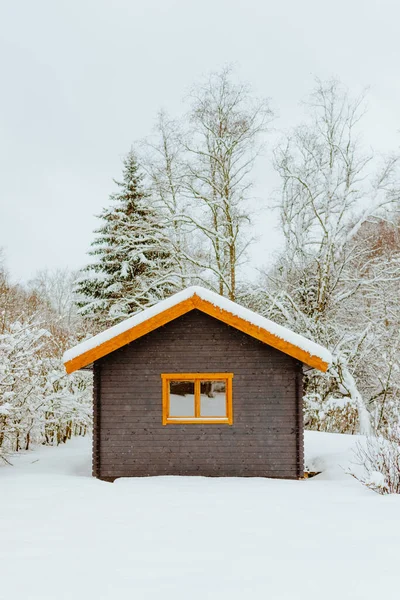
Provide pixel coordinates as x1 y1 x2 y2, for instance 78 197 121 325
75 150 179 327
0 266 91 463
351 427 400 494
259 79 400 436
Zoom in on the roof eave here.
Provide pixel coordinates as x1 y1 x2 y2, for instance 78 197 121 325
64 293 330 374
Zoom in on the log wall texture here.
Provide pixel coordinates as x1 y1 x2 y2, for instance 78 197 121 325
94 310 304 479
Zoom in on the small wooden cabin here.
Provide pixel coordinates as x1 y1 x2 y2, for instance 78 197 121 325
63 287 331 481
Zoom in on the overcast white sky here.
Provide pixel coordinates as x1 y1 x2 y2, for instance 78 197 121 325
1 0 399 283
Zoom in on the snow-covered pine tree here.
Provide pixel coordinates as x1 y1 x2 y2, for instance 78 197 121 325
75 151 177 327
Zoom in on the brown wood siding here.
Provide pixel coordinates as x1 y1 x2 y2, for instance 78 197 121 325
295 366 304 479
95 310 304 479
92 361 101 478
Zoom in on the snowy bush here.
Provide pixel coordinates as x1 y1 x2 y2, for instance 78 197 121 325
0 264 92 464
351 428 400 494
41 360 91 446
0 319 92 462
304 393 358 434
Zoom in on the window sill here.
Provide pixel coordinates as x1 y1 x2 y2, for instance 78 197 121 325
164 417 232 425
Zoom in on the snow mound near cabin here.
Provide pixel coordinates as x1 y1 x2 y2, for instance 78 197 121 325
305 429 363 480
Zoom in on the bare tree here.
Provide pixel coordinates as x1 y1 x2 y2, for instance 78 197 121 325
28 268 81 332
261 79 400 435
180 67 273 299
141 111 195 289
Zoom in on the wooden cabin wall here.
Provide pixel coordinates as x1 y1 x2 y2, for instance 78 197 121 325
93 310 304 480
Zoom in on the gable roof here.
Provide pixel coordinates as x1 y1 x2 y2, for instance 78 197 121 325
63 286 332 374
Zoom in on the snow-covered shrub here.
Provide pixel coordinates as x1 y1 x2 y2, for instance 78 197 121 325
304 392 358 434
0 321 49 456
351 428 400 494
0 319 91 462
42 361 91 445
0 262 93 463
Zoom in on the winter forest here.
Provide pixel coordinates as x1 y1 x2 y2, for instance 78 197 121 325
2 67 400 492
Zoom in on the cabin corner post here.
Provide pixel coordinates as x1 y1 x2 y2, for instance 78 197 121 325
92 361 101 478
296 363 304 479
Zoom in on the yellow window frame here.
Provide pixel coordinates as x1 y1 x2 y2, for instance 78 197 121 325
161 373 233 425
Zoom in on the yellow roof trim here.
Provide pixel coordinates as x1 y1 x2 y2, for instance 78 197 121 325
64 292 329 374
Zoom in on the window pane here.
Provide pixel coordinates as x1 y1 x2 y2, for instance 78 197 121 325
200 381 227 417
169 381 195 417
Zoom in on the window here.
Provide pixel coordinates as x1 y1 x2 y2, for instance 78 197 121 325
161 373 233 425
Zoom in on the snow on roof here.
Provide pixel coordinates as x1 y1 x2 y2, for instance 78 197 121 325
63 286 332 372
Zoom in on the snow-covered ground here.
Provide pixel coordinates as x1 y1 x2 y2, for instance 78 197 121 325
1 432 399 600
